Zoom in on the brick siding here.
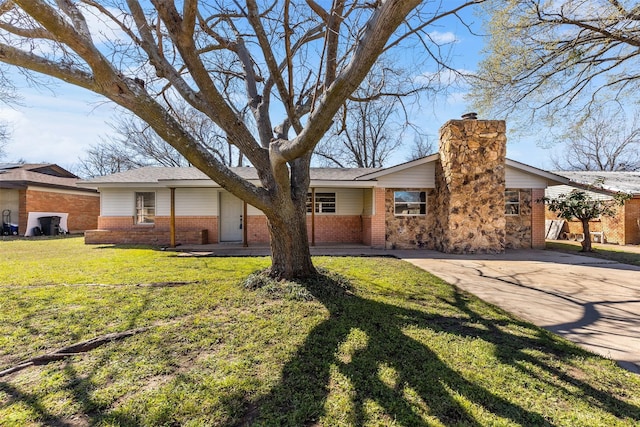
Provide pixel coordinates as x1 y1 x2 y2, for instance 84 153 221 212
309 215 363 243
531 189 546 248
89 216 216 245
624 198 640 245
18 188 99 235
85 229 208 245
368 188 386 248
545 197 640 245
246 214 365 245
247 215 269 243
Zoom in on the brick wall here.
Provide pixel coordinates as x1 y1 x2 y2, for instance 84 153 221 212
310 215 363 243
363 188 386 248
85 229 208 245
92 215 216 245
19 187 99 235
246 214 365 245
624 198 640 245
247 215 269 244
531 189 547 248
544 198 639 245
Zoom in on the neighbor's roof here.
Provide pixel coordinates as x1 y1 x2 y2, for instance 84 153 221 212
0 163 94 191
553 171 640 195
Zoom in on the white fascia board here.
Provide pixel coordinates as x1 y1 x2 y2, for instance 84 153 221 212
79 182 170 190
355 154 439 180
505 159 570 186
309 180 377 188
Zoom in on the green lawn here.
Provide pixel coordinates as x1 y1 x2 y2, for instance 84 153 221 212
1 237 639 426
546 241 640 266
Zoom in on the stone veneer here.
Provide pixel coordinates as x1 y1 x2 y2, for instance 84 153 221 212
505 189 532 249
385 189 436 249
433 119 507 254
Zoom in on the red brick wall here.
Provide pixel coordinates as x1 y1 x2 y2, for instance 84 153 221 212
364 188 386 248
531 189 546 249
247 214 367 245
19 187 99 234
98 216 134 229
545 198 638 245
85 229 208 245
624 198 640 245
95 216 217 244
247 215 269 244
309 215 363 243
601 205 625 244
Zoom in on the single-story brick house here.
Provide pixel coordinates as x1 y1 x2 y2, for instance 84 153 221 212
546 171 640 245
81 119 569 253
0 163 100 236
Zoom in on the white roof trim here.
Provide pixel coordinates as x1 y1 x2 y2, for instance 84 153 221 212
355 153 439 180
505 159 570 185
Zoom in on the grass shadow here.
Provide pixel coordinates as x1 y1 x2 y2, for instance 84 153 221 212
248 270 640 426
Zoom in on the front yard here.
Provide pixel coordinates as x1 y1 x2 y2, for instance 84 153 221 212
546 240 640 266
1 237 639 426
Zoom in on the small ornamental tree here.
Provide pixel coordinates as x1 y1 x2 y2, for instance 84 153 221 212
542 189 631 252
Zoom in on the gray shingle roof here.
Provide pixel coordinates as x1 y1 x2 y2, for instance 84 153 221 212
553 171 640 195
81 166 382 184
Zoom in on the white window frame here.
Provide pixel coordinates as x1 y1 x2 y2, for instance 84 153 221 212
505 190 520 216
394 191 427 216
135 192 155 224
306 192 336 214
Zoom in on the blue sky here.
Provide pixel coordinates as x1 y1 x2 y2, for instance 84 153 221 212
0 5 555 172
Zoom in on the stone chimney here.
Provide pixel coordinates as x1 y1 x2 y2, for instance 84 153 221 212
433 116 507 253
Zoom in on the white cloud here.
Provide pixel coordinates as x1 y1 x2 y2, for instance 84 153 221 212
427 31 458 44
0 85 116 168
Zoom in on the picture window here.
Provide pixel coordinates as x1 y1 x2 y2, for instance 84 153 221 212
394 191 426 216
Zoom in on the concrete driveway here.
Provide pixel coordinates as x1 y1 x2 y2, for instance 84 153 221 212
396 249 640 373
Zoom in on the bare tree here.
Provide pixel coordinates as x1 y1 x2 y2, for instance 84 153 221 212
314 62 427 168
315 97 405 168
0 67 18 159
76 141 139 178
406 134 436 161
472 0 640 129
78 102 244 177
0 122 8 160
0 0 482 278
553 108 640 171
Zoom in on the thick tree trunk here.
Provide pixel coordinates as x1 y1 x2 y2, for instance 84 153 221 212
265 198 316 280
580 219 592 252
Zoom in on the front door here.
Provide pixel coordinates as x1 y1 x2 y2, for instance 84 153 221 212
219 192 243 242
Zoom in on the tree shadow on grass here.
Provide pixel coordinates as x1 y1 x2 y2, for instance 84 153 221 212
249 272 640 426
0 287 155 426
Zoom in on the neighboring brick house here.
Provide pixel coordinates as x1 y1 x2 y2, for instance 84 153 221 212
546 171 640 245
81 119 568 253
0 163 100 235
